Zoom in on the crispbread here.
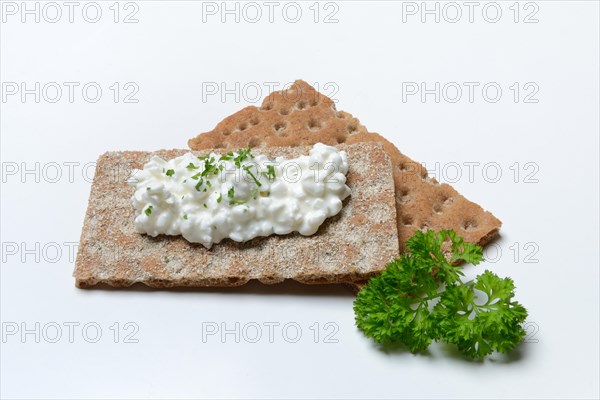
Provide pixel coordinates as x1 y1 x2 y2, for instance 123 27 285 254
74 143 399 288
188 80 502 255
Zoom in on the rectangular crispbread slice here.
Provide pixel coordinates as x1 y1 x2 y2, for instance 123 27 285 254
188 80 502 263
74 143 399 288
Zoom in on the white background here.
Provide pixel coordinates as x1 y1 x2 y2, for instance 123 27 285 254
1 1 599 399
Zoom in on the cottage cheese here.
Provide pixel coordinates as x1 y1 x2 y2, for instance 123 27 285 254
128 143 351 248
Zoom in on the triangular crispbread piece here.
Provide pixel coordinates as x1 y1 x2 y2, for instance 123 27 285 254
189 80 501 257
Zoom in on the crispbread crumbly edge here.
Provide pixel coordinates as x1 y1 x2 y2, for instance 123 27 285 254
74 143 399 288
188 80 502 258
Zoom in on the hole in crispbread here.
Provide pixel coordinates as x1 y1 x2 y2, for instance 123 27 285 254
296 100 307 110
398 188 410 203
260 102 273 111
248 117 259 126
285 88 298 100
347 124 358 134
402 216 414 226
238 122 248 131
214 142 227 149
248 137 263 148
433 203 443 214
307 118 321 131
461 219 478 231
398 161 422 175
273 121 288 136
279 108 290 116
439 194 453 206
336 135 347 144
222 129 231 136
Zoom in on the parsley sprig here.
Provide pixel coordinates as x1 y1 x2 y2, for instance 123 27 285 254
354 230 528 359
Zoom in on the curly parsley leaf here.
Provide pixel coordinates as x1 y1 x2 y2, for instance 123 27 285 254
354 230 527 359
406 229 483 284
354 255 438 352
433 271 528 358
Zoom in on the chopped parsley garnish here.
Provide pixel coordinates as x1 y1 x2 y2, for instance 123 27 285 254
262 165 276 181
144 205 153 216
243 165 262 187
233 146 254 168
183 213 188 220
165 169 175 177
203 203 208 208
227 186 247 206
202 157 219 178
182 147 271 208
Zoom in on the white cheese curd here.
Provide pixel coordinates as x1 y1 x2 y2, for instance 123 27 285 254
128 143 351 248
